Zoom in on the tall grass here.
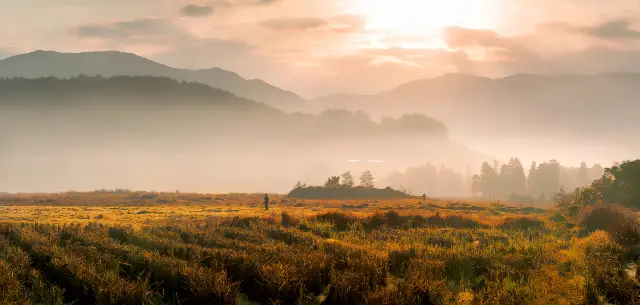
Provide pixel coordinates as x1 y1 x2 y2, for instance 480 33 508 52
0 207 636 304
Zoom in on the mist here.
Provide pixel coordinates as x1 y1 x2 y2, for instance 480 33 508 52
1 58 638 197
0 78 486 194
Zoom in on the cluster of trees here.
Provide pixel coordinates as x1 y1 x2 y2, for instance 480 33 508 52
382 158 605 202
556 159 640 208
289 170 415 199
294 170 375 189
471 158 604 202
383 163 466 197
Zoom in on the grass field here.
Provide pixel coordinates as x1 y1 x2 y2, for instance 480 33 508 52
0 191 638 304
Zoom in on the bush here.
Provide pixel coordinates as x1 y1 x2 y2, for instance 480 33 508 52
281 212 299 227
314 212 358 231
288 186 412 200
500 217 545 230
579 204 640 246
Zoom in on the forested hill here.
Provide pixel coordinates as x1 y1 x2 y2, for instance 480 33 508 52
0 76 486 193
0 75 448 139
0 75 257 106
0 50 304 110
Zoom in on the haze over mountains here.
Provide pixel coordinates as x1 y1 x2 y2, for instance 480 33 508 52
1 50 638 192
0 75 486 193
313 72 640 165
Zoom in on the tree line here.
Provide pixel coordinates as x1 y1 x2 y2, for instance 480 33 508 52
471 159 604 202
555 159 640 209
382 158 605 202
295 170 376 190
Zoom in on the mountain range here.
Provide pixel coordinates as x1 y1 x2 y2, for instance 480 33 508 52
312 72 640 139
0 76 488 193
1 49 637 167
0 50 304 110
3 50 639 140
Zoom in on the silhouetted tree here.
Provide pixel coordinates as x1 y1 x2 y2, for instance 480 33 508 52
528 161 538 195
340 171 354 188
577 161 589 186
325 176 341 188
509 157 527 195
471 175 482 197
359 170 375 188
480 162 497 197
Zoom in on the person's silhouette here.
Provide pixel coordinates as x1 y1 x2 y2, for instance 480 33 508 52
264 193 269 211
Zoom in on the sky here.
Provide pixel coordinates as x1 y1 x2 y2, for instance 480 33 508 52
2 0 640 97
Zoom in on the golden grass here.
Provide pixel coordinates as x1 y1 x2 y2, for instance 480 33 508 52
0 191 636 304
0 191 544 227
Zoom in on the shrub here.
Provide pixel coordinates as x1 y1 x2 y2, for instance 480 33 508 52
314 212 358 231
281 212 299 227
500 217 545 230
579 204 640 246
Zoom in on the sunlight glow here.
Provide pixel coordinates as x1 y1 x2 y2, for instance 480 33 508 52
349 0 500 36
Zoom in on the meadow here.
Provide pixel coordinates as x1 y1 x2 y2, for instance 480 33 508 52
0 191 638 304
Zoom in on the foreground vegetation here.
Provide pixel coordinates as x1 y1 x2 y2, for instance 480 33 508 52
0 191 638 304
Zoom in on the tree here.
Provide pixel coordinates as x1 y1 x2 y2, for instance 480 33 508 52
325 176 341 188
536 159 561 197
552 186 568 206
340 171 354 188
509 158 527 195
497 164 510 198
359 170 375 188
595 159 640 206
480 162 497 197
577 161 589 187
293 181 306 190
527 161 537 194
471 175 483 196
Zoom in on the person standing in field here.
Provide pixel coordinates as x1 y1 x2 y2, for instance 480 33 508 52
264 193 269 211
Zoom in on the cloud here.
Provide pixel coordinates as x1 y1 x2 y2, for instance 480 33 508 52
258 14 366 34
581 19 640 40
543 19 640 42
75 18 194 47
443 26 538 61
578 19 640 41
180 4 213 17
327 14 366 34
211 0 282 8
77 18 180 39
259 17 328 31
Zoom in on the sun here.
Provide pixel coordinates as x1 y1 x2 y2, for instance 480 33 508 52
349 0 500 37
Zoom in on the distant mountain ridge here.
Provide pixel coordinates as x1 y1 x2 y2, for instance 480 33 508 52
0 50 304 110
312 72 640 140
0 76 492 193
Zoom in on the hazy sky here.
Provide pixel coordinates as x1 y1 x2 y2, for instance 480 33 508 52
2 0 640 97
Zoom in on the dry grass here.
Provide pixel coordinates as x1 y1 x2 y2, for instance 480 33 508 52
0 191 637 304
0 191 542 227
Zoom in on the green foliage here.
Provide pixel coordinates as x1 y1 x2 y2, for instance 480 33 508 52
565 159 640 208
598 159 640 207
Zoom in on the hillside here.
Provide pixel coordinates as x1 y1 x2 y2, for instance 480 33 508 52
313 73 640 139
0 50 304 110
0 76 488 193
